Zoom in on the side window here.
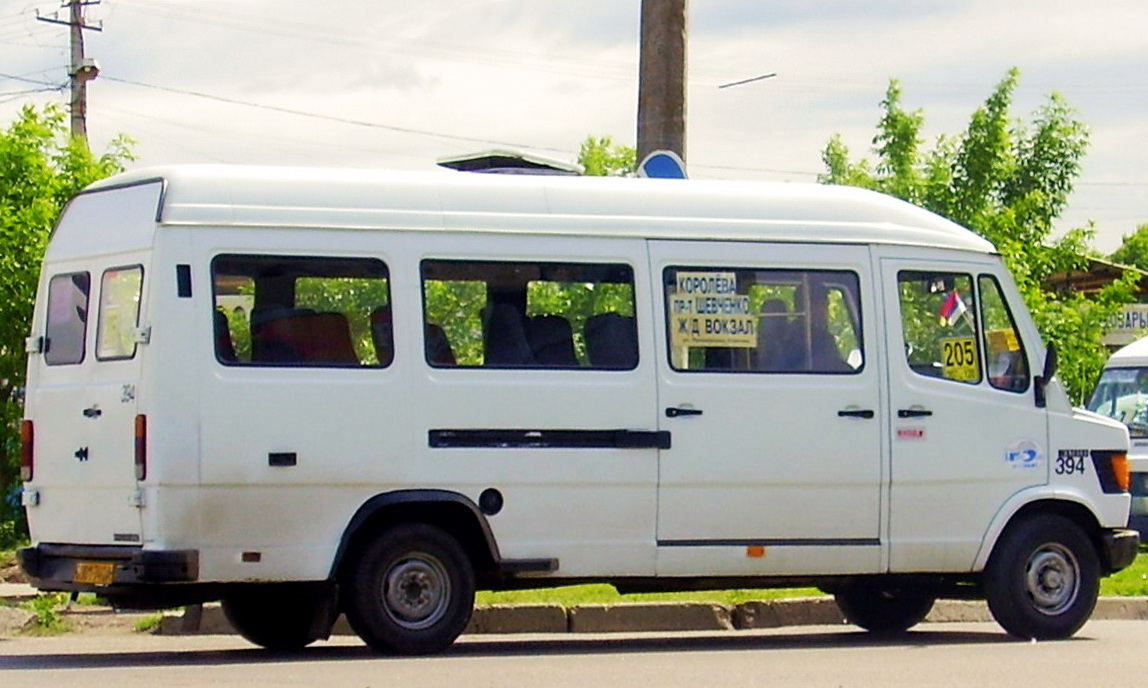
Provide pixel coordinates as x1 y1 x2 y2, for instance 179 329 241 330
211 255 391 367
420 260 637 369
664 267 863 374
45 272 91 366
96 266 144 360
979 275 1029 392
897 271 981 384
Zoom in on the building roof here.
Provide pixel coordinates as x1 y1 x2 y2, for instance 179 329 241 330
1045 257 1148 296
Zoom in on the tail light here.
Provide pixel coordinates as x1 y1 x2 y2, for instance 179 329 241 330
20 420 33 482
134 414 147 481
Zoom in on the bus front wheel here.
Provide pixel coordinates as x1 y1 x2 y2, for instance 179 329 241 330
983 514 1100 640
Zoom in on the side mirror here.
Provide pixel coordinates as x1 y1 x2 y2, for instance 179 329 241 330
1035 343 1057 408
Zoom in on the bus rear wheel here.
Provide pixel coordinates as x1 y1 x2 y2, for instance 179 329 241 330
834 578 935 633
343 523 475 655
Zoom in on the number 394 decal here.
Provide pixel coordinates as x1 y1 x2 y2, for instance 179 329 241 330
1055 449 1089 476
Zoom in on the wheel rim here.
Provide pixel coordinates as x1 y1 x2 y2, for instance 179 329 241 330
1024 542 1080 616
382 552 451 630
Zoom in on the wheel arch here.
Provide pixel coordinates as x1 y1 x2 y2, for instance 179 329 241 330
330 489 500 583
974 492 1105 572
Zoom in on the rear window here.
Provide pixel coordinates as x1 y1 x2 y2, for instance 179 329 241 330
45 272 91 366
96 266 144 360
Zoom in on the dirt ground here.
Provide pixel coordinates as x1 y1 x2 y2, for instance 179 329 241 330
59 604 157 634
0 551 155 635
0 601 159 637
1 562 28 584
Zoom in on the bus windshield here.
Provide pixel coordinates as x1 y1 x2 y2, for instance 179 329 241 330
1087 367 1148 438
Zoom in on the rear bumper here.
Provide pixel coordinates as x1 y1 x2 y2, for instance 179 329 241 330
18 544 199 591
1102 528 1140 573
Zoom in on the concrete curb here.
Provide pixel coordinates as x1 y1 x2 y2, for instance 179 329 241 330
149 596 1148 637
6 583 1148 637
0 584 37 603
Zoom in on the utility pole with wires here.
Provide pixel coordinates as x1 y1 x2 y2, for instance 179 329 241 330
36 0 102 147
636 0 687 164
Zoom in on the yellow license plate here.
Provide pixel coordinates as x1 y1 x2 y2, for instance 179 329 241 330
73 561 116 585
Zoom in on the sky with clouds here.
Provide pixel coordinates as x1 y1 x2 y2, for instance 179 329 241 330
2 0 1146 252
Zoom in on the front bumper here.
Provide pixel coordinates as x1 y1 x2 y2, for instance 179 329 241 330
1128 513 1148 540
1102 528 1140 573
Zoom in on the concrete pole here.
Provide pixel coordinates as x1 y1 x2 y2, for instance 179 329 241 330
37 0 101 148
69 0 89 143
637 0 687 163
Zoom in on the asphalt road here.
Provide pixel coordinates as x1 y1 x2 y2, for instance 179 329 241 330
2 620 1147 688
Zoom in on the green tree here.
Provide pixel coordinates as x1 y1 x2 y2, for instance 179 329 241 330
1110 223 1148 270
578 136 636 177
821 69 1137 402
0 104 132 546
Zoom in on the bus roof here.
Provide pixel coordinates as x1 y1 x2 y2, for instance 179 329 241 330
83 164 996 253
1108 336 1148 367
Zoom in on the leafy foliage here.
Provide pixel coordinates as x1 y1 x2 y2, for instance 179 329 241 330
1110 223 1148 271
820 69 1137 402
578 136 637 177
20 592 70 634
0 105 132 546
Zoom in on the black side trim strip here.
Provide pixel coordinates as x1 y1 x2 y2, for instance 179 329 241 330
429 429 671 450
658 538 881 548
499 558 559 574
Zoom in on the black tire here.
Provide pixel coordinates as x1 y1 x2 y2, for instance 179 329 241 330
833 578 935 633
983 514 1100 640
221 583 336 651
343 523 475 655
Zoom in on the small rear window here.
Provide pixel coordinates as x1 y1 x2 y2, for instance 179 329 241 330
97 266 144 360
45 272 91 366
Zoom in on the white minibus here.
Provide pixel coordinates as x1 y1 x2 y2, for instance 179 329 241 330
17 165 1138 654
1087 335 1148 536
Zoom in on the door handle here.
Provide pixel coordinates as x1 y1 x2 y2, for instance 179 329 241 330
82 405 102 419
897 408 933 418
665 407 703 418
837 409 875 419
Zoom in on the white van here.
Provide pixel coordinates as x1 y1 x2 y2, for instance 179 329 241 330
17 165 1137 653
1087 335 1148 536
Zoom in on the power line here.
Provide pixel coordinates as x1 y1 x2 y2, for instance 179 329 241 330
0 71 62 88
0 87 60 105
103 76 575 154
717 73 777 89
111 0 645 85
97 76 1148 190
